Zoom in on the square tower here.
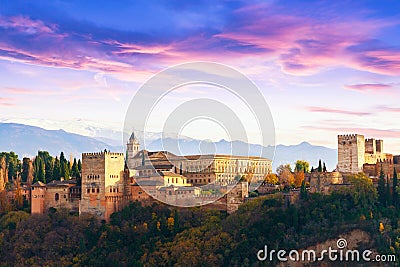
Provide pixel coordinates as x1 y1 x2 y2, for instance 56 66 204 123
80 151 125 221
376 139 383 153
337 134 365 173
365 138 376 154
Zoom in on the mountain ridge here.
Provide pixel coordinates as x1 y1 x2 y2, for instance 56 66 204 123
0 122 337 171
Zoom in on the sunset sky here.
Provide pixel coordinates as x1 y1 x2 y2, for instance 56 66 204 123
1 1 400 152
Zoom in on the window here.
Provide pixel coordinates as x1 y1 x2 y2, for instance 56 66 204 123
55 193 59 201
87 189 90 194
97 188 100 193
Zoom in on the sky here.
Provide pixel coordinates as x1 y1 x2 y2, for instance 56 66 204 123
0 0 400 153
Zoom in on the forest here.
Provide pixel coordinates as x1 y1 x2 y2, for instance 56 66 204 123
1 172 400 266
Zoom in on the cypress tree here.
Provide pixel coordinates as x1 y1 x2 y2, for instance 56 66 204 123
323 162 327 172
378 167 386 206
21 158 30 183
386 176 392 206
300 180 308 200
393 168 398 208
71 158 79 179
59 152 70 179
53 157 61 181
34 156 46 183
318 160 322 172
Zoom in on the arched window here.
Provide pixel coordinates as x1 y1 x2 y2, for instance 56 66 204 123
55 193 59 201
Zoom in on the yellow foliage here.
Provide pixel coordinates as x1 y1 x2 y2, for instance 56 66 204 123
379 222 384 233
294 172 305 188
167 217 174 231
264 173 278 185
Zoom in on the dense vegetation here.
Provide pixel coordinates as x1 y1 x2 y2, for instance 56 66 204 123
1 173 400 266
0 151 81 185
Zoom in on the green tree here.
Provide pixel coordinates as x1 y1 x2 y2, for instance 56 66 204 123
386 177 391 206
346 172 378 210
21 157 31 183
393 168 398 208
318 159 322 172
78 159 82 172
0 152 21 180
37 151 54 183
60 152 70 179
323 162 327 172
33 156 46 183
71 158 79 179
295 160 310 173
378 168 386 206
53 157 61 181
300 180 308 200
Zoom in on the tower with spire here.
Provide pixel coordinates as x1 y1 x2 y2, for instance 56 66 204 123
126 131 140 169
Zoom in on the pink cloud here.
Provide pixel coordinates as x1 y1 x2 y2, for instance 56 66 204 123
213 4 398 76
4 87 34 94
0 15 58 35
306 106 371 116
376 106 400 113
0 97 14 107
344 83 392 92
0 9 398 79
350 49 400 76
303 125 400 139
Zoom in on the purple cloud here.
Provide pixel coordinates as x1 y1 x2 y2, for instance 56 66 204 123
344 83 393 92
307 106 371 116
303 125 400 139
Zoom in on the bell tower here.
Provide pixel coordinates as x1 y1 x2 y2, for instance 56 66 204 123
127 132 140 169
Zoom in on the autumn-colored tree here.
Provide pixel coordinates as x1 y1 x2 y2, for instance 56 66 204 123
167 217 175 231
264 173 278 185
276 164 292 175
278 169 294 186
294 171 305 188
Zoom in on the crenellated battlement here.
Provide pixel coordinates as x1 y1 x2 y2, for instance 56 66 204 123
82 152 124 157
338 134 363 144
338 134 360 140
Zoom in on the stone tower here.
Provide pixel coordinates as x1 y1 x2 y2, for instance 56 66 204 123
79 151 126 221
337 134 365 173
127 132 140 169
31 181 46 214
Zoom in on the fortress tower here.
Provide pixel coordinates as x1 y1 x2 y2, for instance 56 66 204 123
337 134 365 173
79 151 126 221
127 132 140 169
31 181 46 214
